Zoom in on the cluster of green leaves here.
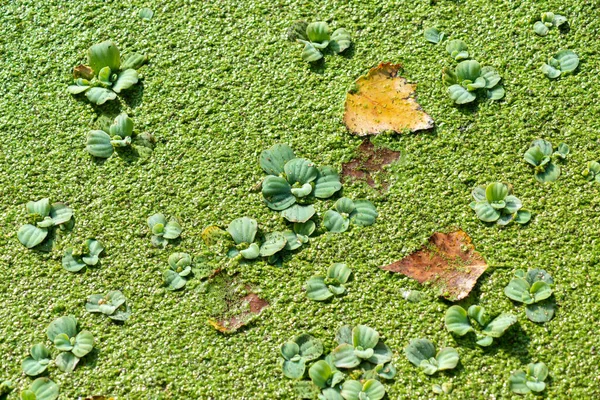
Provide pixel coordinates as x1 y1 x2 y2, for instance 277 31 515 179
86 290 132 321
533 12 567 36
17 198 74 249
62 238 104 272
504 269 555 323
509 362 549 394
469 182 531 226
445 305 517 347
541 50 579 79
524 139 569 182
323 197 378 233
163 252 206 291
261 144 342 223
432 382 453 395
306 263 352 301
20 378 58 400
67 41 146 105
86 113 154 159
582 160 600 183
147 213 182 248
22 316 94 378
282 326 395 400
404 338 459 375
423 27 445 44
287 22 352 63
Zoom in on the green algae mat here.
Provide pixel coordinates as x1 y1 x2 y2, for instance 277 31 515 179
1 0 600 398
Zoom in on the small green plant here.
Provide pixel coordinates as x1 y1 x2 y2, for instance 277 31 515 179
0 380 14 395
287 21 352 63
138 7 154 20
307 358 345 396
524 139 569 182
340 379 385 400
509 362 549 394
504 269 555 322
445 305 516 347
443 59 505 104
432 382 453 395
582 161 600 183
533 12 567 36
282 220 316 251
445 39 469 61
62 239 104 272
22 344 52 377
469 182 531 226
147 213 182 247
86 290 132 321
280 334 324 379
331 325 392 368
46 316 94 373
226 217 261 259
20 378 58 400
163 253 194 291
541 50 579 79
424 28 445 44
17 198 74 249
260 144 342 223
404 338 459 375
67 40 146 105
323 198 378 233
86 113 154 159
306 263 353 301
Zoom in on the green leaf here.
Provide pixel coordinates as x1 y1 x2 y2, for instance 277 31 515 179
473 202 500 222
18 224 48 248
327 263 351 284
362 380 385 400
481 66 501 88
309 360 332 388
504 277 533 304
83 239 104 265
534 162 560 182
424 27 444 44
526 268 554 285
436 347 459 371
404 338 435 366
112 69 139 93
72 330 94 357
282 358 306 379
147 213 167 231
524 146 546 166
467 76 486 91
260 143 295 175
526 300 555 323
323 210 349 233
28 378 59 400
340 380 362 400
27 198 51 217
306 276 333 301
375 363 396 379
330 28 352 53
281 342 300 360
301 41 323 63
335 197 355 214
85 87 117 105
314 166 342 198
138 7 154 20
47 316 77 341
98 66 112 85
291 183 313 198
282 231 302 251
86 130 114 158
67 84 90 94
367 341 392 365
164 270 187 290
456 60 481 82
22 344 51 376
553 14 567 26
468 305 490 327
335 325 353 345
163 219 182 240
227 217 257 245
532 139 553 156
555 142 569 158
109 113 134 138
294 220 315 237
487 85 505 100
526 380 546 393
445 305 473 336
259 232 287 256
472 186 486 201
448 84 476 104
53 333 74 351
445 39 468 60
49 203 72 226
442 67 457 85
486 182 508 202
533 21 549 36
509 370 530 394
555 50 579 73
504 195 522 214
482 313 517 337
281 204 315 223
332 343 361 369
109 302 132 321
262 175 296 210
321 387 344 400
287 21 308 42
55 352 79 373
87 41 120 73
62 249 86 272
419 359 438 375
515 210 531 224
306 22 330 43
295 334 323 360
121 53 147 70
350 200 378 226
530 281 553 302
352 325 379 350
528 361 549 382
541 63 561 79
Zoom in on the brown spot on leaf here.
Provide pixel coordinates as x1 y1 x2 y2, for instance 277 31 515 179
342 138 401 189
343 63 434 136
73 64 94 80
380 230 487 301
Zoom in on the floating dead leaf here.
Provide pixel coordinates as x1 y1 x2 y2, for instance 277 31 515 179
206 273 269 334
343 63 434 136
342 138 401 189
73 64 94 80
380 230 487 301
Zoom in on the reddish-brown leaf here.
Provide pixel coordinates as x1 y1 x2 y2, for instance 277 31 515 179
342 138 401 189
380 230 487 301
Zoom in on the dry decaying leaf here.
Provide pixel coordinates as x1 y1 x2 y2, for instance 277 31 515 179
207 273 269 334
343 63 434 136
380 230 487 301
342 138 401 189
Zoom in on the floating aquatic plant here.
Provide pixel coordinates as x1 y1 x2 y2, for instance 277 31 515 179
469 182 531 226
404 338 459 375
323 197 378 233
20 378 59 400
504 269 555 322
86 113 154 159
306 263 353 301
46 316 94 373
445 305 516 347
445 39 469 61
424 27 445 44
541 50 579 79
163 252 194 290
509 362 549 394
147 213 182 248
17 198 74 249
443 59 505 104
62 239 104 272
582 161 600 183
331 325 392 369
86 290 132 321
533 12 567 36
524 139 568 182
280 334 324 379
22 344 52 377
287 21 352 63
68 41 146 105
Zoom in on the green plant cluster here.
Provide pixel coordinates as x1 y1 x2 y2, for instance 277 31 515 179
441 40 505 104
86 113 155 160
62 238 104 272
147 213 183 248
582 160 600 183
509 362 549 394
17 198 74 249
523 139 569 182
287 22 352 63
504 268 555 323
469 182 531 226
306 263 353 301
445 305 517 347
280 325 395 400
404 338 459 375
86 290 132 321
423 27 445 44
533 12 567 36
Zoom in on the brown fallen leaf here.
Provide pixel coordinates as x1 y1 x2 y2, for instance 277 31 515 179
343 63 434 136
342 138 401 189
380 230 487 301
73 64 94 80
